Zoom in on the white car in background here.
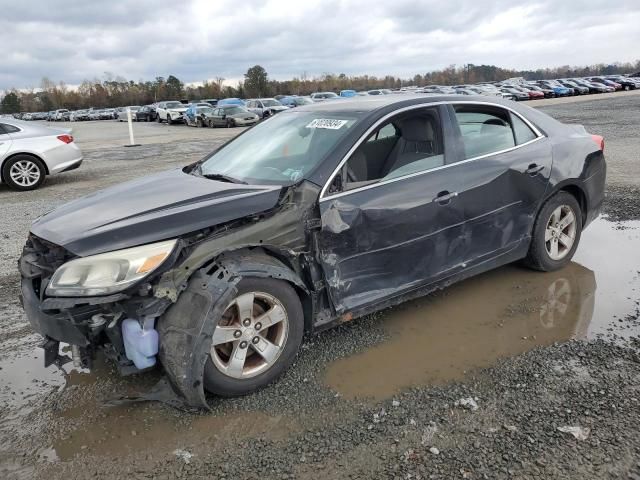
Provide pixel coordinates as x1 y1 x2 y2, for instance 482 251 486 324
117 106 141 122
52 109 70 121
310 92 340 102
155 101 188 124
245 98 289 118
0 119 83 191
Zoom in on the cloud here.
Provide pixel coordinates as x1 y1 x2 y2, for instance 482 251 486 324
1 0 639 90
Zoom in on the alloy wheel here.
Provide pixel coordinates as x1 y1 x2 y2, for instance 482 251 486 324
210 291 289 379
9 160 41 188
545 205 577 260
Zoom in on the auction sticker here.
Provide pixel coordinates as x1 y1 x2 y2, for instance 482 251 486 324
306 118 348 129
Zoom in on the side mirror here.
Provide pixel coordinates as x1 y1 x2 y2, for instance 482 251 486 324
221 114 226 119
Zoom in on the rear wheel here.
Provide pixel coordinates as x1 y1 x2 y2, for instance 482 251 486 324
204 278 304 396
2 155 46 191
524 192 582 271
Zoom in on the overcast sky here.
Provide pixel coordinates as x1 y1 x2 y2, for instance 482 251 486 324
1 0 639 90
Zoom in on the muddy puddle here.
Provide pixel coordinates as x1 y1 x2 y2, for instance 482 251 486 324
325 218 640 400
0 347 298 468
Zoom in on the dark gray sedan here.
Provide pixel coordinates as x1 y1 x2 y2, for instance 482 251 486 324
19 95 605 406
207 105 259 128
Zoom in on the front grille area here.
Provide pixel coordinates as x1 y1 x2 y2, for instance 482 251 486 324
20 234 76 299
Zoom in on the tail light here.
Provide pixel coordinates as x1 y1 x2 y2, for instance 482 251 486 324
57 134 74 144
591 134 604 152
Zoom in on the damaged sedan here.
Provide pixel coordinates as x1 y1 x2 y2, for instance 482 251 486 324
19 95 606 407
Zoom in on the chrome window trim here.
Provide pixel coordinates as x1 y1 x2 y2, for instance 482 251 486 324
319 100 545 202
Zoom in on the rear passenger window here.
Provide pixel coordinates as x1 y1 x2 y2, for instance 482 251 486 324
510 113 537 145
0 123 20 134
453 106 515 159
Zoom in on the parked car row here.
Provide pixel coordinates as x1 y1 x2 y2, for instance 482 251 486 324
11 72 639 125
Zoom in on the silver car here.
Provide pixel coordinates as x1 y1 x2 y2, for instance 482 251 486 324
117 106 141 122
0 119 83 191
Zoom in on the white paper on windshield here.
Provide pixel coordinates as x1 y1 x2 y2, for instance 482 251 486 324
306 119 348 130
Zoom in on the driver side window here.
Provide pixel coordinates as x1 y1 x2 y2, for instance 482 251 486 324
340 107 445 191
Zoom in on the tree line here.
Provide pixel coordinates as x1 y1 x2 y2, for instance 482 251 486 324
2 60 639 114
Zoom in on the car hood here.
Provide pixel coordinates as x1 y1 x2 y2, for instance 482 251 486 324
167 107 188 113
31 168 283 257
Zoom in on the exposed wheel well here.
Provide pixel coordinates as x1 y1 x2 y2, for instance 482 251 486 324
208 247 315 332
559 184 588 226
1 152 49 183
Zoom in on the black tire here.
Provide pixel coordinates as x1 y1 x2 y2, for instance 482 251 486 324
196 118 203 128
2 154 47 191
226 118 234 128
523 191 582 272
203 277 304 397
166 115 173 125
156 114 162 123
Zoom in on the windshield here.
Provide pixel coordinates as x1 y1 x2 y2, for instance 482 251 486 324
197 107 214 114
261 99 281 107
165 102 183 109
198 111 359 184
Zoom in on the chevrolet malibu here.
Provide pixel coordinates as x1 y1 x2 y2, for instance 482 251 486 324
19 95 605 407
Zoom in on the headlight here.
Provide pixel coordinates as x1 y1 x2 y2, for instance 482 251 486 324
46 239 177 297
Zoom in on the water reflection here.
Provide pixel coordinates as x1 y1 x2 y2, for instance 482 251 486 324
325 262 596 400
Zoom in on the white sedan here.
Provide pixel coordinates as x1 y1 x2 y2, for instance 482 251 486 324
0 119 83 191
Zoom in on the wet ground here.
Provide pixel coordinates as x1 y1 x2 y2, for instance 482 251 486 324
326 219 639 400
1 94 640 479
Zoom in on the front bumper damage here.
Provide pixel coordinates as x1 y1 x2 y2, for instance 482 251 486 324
18 235 264 409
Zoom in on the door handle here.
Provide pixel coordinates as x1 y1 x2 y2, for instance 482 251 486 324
525 163 545 176
433 190 458 205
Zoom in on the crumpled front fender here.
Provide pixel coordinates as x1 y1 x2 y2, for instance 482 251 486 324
157 265 239 409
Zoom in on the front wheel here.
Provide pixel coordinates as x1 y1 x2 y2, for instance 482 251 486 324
204 278 304 396
226 119 234 128
524 192 582 271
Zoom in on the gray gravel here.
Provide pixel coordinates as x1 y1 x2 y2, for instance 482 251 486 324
2 97 640 480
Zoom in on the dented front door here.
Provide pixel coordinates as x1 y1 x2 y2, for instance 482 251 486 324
316 169 469 314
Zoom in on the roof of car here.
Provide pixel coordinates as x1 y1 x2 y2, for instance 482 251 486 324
291 93 521 113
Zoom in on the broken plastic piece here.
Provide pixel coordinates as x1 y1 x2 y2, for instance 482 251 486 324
557 425 590 440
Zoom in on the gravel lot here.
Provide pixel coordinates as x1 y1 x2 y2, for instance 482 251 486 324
1 94 639 480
